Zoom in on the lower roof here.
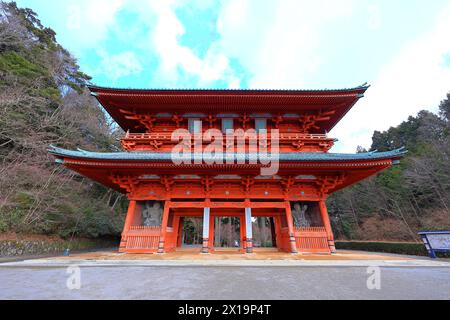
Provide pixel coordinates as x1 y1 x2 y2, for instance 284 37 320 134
48 145 406 163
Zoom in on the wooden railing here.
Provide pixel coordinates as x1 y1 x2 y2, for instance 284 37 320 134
294 227 330 253
126 226 162 251
129 226 162 232
295 227 327 233
126 235 160 250
121 132 334 152
125 132 173 140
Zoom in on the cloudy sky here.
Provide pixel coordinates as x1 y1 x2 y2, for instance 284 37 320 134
13 0 450 152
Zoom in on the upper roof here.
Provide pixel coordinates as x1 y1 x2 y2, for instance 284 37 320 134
88 84 370 134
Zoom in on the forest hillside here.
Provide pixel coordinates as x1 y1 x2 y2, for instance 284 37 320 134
0 2 126 240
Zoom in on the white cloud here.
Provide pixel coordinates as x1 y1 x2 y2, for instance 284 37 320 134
96 50 143 82
216 0 357 89
147 1 240 88
333 3 450 152
62 0 125 54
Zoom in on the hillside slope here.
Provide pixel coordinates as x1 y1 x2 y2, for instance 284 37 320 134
0 2 125 239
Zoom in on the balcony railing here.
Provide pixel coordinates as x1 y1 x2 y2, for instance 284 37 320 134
121 132 334 151
123 131 330 141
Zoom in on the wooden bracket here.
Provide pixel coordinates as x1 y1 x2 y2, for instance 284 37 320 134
239 113 250 130
137 114 156 131
281 176 296 196
298 110 336 133
172 113 184 128
315 174 346 196
160 175 175 193
292 140 305 150
241 176 255 194
207 113 217 129
271 113 284 129
110 175 139 194
149 139 163 150
201 176 214 195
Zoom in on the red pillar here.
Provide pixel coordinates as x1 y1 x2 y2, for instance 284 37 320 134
319 200 336 253
240 216 246 252
274 215 283 252
208 214 215 251
176 217 183 248
119 200 137 253
285 201 298 254
157 201 171 254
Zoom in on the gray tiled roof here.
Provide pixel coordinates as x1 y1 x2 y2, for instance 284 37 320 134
48 145 407 163
87 83 370 94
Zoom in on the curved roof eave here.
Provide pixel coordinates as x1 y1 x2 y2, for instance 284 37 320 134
87 83 371 95
48 145 407 163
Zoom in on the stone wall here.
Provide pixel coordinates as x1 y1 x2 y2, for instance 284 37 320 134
0 239 118 257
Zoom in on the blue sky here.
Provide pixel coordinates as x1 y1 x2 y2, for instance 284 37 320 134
13 0 450 152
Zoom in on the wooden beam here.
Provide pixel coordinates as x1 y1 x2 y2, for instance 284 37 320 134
169 201 288 209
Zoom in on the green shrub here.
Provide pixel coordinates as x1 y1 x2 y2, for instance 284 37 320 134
0 52 46 78
335 241 449 258
0 219 8 233
336 241 425 256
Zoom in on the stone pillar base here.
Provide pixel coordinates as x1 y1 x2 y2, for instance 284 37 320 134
246 239 253 254
289 234 298 254
328 240 336 254
157 241 165 254
201 238 209 254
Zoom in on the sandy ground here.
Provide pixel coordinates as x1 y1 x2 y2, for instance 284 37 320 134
40 249 416 261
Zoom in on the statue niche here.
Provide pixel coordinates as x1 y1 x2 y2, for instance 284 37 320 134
292 202 310 228
141 201 163 227
291 201 323 228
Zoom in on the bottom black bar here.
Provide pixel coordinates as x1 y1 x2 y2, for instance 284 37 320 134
0 300 448 319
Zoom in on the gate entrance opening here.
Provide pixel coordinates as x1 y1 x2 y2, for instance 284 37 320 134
180 217 203 248
252 217 277 248
214 217 241 249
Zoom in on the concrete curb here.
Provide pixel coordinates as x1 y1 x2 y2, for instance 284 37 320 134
2 259 450 268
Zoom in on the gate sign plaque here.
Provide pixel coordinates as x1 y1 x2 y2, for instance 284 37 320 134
418 231 450 258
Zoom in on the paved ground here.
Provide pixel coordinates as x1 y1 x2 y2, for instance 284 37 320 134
0 265 449 300
1 250 449 300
